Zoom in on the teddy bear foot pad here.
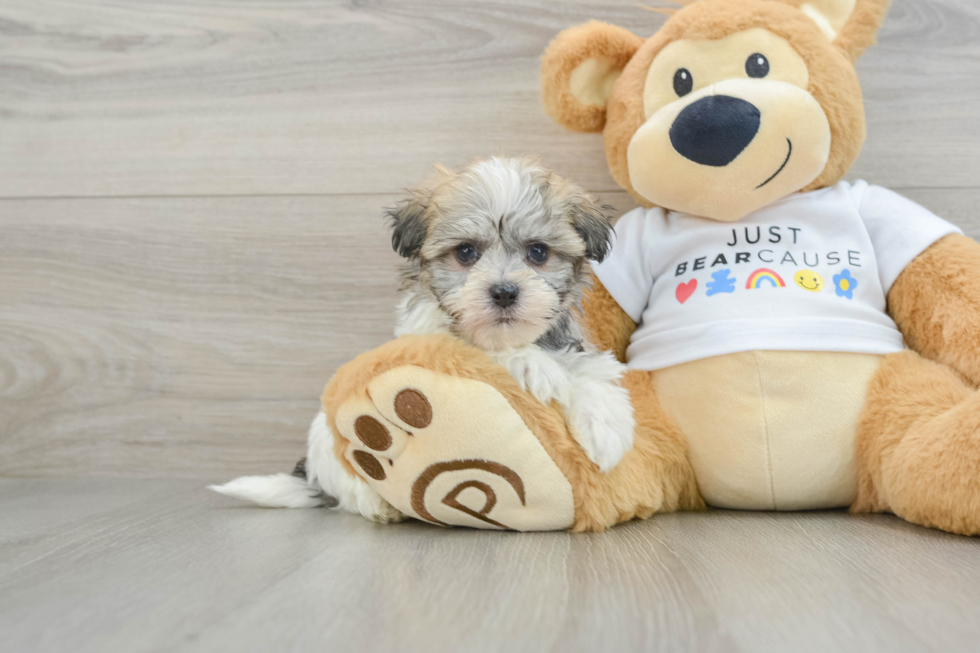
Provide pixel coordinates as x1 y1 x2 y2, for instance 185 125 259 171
334 365 576 531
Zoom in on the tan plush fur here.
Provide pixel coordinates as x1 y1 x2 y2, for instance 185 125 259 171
853 351 980 535
322 334 701 532
611 0 870 205
539 0 980 535
318 0 979 535
773 0 891 60
654 351 881 510
541 21 644 133
541 0 888 208
579 276 637 364
888 234 980 388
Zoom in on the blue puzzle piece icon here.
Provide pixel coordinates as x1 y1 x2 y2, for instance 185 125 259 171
706 269 736 296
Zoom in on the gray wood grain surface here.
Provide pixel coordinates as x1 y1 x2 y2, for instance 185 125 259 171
1 479 980 653
0 0 978 198
2 189 977 479
1 0 979 478
2 1 980 650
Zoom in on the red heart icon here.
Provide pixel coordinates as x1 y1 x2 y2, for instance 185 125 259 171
676 279 697 304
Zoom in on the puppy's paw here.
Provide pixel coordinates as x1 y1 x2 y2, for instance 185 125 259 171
326 462 405 524
492 347 572 406
305 411 407 523
351 487 407 524
566 381 636 473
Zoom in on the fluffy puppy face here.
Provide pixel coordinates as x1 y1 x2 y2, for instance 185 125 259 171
389 157 612 351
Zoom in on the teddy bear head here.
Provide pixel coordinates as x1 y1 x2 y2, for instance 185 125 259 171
542 0 891 222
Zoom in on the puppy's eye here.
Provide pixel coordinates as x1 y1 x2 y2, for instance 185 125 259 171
746 53 769 78
673 68 693 97
527 243 550 265
454 243 480 265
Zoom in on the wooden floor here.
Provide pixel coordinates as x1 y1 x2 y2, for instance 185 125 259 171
2 0 980 651
2 478 980 653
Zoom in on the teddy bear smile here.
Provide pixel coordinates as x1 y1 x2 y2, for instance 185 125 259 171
756 138 793 190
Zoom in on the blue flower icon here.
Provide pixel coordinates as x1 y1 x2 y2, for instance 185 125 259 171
833 269 858 299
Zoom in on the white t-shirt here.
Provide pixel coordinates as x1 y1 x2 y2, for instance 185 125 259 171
593 181 961 371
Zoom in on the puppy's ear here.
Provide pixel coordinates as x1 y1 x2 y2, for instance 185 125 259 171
541 21 644 133
569 198 614 263
387 191 431 259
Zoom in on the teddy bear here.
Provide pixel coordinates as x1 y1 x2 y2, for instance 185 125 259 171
309 0 980 534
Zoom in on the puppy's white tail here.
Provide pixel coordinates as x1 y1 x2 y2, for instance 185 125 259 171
209 473 326 508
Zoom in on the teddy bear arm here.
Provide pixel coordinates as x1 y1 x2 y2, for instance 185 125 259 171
887 234 980 386
580 276 637 363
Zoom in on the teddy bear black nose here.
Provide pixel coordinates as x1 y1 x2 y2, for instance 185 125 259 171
669 95 761 167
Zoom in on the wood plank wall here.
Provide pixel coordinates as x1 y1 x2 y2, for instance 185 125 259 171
2 0 978 479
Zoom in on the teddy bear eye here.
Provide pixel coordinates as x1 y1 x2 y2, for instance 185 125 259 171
746 53 770 78
673 68 693 97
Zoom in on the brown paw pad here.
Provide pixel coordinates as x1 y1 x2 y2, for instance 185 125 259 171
338 364 575 530
394 388 432 429
352 450 386 480
354 415 392 451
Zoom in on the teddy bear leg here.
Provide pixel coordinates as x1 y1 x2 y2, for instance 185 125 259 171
853 350 980 535
554 368 704 532
320 334 701 531
319 334 578 531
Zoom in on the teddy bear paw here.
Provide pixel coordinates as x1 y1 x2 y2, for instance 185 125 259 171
332 365 576 530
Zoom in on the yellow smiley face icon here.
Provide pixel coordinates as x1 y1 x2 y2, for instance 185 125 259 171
795 269 824 292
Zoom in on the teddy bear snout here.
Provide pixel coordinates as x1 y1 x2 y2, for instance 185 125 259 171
669 95 761 167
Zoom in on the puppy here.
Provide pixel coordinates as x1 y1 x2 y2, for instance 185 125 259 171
211 157 635 522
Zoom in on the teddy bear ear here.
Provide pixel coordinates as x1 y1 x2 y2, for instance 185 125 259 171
778 0 891 61
541 21 645 133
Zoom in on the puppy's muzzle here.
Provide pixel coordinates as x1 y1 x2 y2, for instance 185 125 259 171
489 283 519 308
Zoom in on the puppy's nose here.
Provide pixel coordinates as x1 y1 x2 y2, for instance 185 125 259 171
669 95 761 167
489 283 519 308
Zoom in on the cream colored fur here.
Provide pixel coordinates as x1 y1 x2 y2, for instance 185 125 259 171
653 351 882 510
210 411 404 522
492 346 635 473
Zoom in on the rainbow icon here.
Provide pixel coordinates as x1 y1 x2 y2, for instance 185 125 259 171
746 268 786 289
